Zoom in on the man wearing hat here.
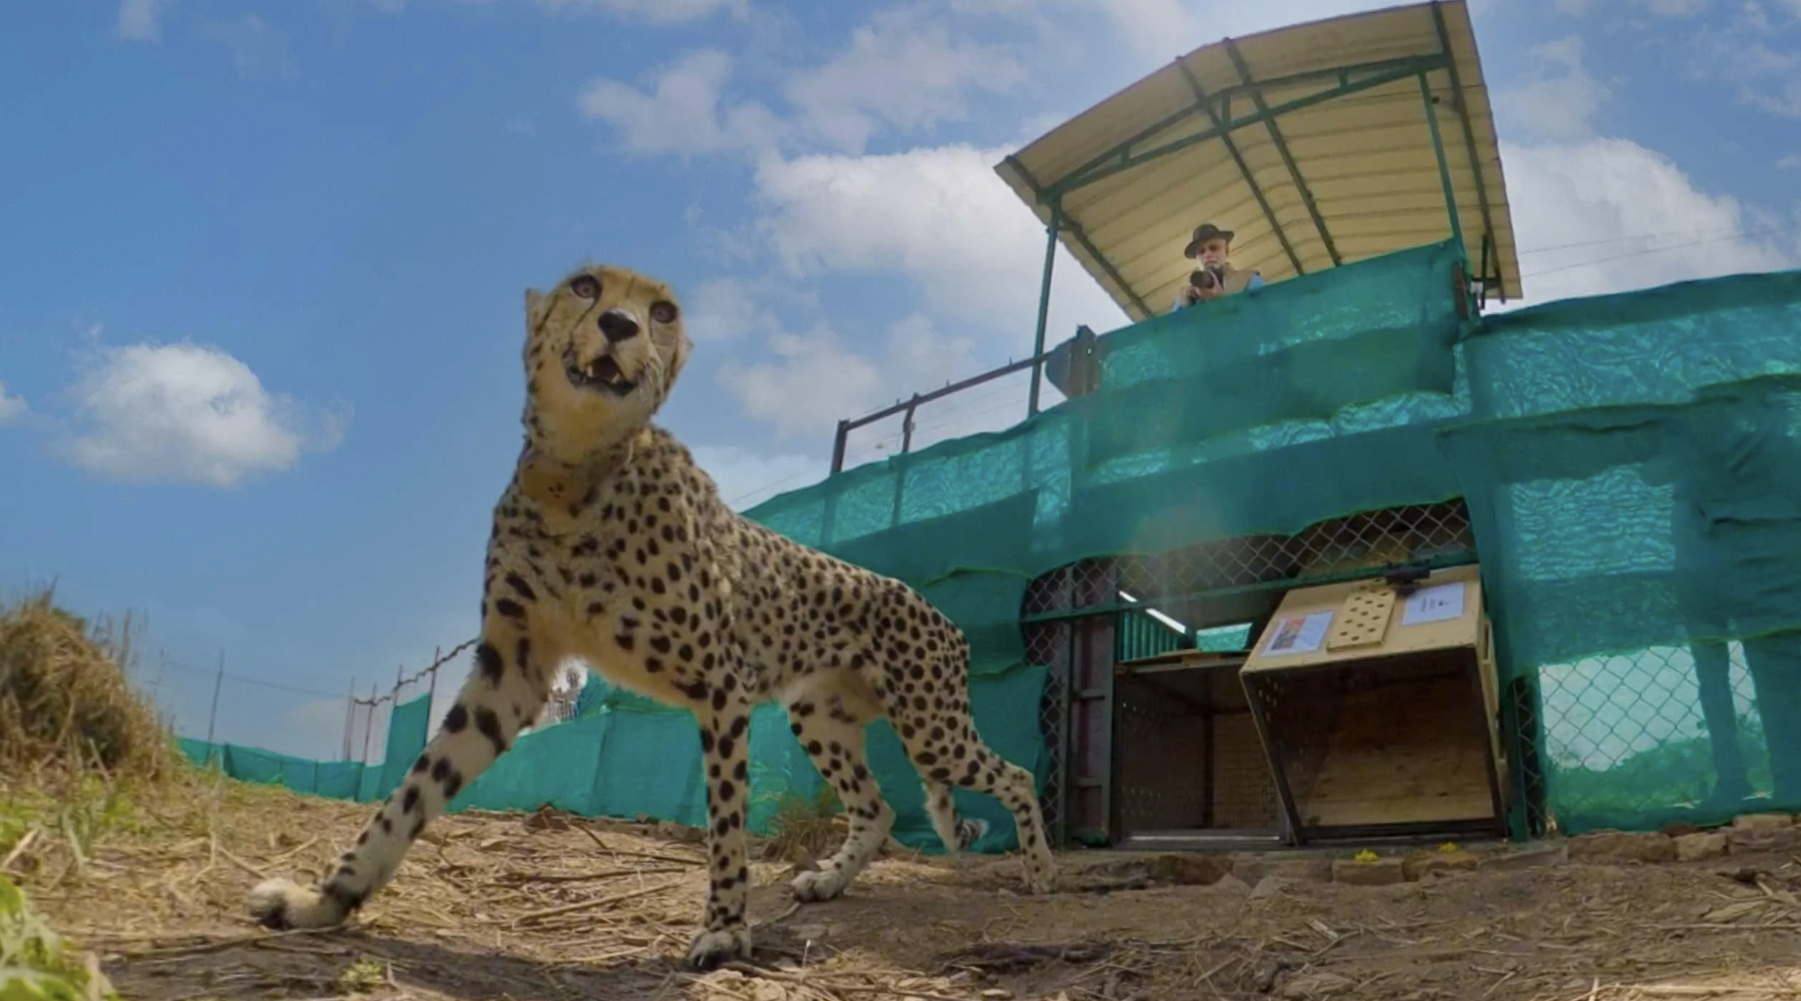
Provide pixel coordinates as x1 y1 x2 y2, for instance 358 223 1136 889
1172 222 1262 311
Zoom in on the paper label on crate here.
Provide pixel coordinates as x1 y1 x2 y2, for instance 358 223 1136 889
1262 610 1334 656
1400 581 1466 626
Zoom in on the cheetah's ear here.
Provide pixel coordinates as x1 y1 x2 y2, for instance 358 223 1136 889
524 287 549 334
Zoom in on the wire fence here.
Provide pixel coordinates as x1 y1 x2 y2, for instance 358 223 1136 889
132 638 476 767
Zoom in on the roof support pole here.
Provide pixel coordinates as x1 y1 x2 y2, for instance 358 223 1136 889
1027 199 1062 417
1175 59 1304 277
1223 38 1341 268
1478 230 1491 312
1431 1 1503 300
1419 71 1463 249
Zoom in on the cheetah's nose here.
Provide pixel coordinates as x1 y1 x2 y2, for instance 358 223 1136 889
598 309 640 343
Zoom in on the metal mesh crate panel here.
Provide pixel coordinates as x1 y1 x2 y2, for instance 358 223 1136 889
1114 679 1212 831
1243 672 1335 811
1112 674 1281 833
1213 712 1281 829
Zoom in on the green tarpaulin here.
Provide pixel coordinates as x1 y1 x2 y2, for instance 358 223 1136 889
179 242 1801 845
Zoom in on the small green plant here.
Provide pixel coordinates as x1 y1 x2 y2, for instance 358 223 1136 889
333 957 387 995
0 781 142 872
0 873 120 1001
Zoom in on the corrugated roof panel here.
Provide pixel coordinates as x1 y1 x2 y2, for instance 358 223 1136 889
995 0 1521 325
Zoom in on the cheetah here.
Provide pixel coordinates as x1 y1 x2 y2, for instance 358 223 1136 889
245 263 1056 969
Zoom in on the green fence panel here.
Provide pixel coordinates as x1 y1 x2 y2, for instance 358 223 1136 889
449 713 613 816
168 252 1801 850
376 694 433 802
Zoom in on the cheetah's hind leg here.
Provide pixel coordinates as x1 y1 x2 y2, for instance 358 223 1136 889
246 625 554 931
785 692 894 903
882 657 1056 896
922 778 989 856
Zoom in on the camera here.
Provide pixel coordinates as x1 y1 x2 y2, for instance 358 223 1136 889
1190 263 1225 292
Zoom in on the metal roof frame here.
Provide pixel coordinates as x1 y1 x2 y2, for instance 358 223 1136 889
993 0 1521 414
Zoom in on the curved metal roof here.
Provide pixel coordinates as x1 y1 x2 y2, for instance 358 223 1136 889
994 0 1521 324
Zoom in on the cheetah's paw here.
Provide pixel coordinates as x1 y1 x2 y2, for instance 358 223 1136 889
1022 860 1056 896
955 818 989 850
790 865 852 902
687 926 753 970
246 877 349 931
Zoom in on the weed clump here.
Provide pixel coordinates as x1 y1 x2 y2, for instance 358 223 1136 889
0 586 172 788
0 873 120 1001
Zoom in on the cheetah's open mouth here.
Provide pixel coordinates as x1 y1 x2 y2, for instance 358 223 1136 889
566 353 637 395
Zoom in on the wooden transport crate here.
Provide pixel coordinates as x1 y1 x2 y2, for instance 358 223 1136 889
1111 649 1286 850
1239 564 1507 844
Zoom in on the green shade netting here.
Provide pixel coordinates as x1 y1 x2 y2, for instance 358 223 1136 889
177 243 1801 844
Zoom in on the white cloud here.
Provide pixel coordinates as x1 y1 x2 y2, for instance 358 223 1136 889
1480 19 1799 306
687 444 832 509
1497 137 1799 307
717 312 984 441
577 50 784 156
682 276 794 342
1495 35 1613 141
198 13 295 79
529 0 749 22
751 144 1128 348
782 6 1029 153
1595 0 1801 123
368 0 747 22
1029 0 1409 62
1742 78 1801 119
578 2 1034 158
60 340 349 488
1779 152 1801 169
0 383 26 425
1553 0 1715 13
115 0 171 41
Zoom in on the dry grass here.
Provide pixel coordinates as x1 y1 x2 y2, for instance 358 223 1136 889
6 777 1801 1001
758 785 847 868
9 588 1801 999
0 584 175 794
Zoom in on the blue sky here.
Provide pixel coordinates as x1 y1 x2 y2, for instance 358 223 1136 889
1 0 1796 760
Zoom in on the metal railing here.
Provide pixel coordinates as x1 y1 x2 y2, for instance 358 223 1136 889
828 352 1056 474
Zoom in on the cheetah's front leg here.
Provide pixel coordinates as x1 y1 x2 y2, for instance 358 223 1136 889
686 691 757 970
246 619 553 931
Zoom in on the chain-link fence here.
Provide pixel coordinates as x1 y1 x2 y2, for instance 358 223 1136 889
1021 500 1479 846
1522 635 1801 836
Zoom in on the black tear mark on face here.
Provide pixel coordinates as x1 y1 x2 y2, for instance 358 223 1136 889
650 299 678 324
570 274 601 301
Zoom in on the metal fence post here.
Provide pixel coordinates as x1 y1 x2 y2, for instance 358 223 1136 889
204 652 224 748
341 675 356 760
361 683 378 764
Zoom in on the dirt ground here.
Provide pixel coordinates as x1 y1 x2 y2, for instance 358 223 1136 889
11 781 1801 1001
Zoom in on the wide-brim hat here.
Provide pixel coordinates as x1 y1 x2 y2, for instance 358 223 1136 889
1183 222 1235 257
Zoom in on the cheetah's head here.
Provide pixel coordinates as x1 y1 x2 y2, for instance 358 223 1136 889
522 263 691 450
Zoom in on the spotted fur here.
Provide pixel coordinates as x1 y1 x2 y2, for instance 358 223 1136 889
244 262 1055 970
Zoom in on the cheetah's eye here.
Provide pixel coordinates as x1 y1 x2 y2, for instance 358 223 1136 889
649 300 679 324
569 274 602 300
